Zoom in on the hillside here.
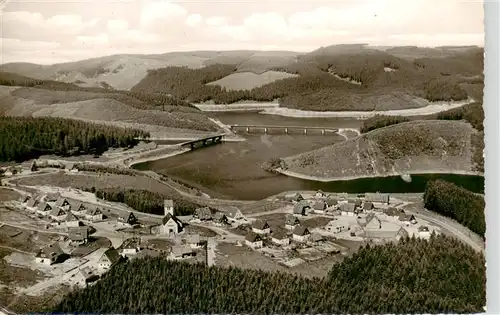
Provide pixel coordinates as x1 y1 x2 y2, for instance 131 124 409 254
281 120 482 180
52 235 485 314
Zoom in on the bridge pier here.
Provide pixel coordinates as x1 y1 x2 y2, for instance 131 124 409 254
246 127 249 133
285 128 288 134
321 129 325 135
264 128 268 134
190 143 195 150
304 129 307 135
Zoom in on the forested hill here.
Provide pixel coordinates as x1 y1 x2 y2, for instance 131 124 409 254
0 116 148 162
53 235 485 314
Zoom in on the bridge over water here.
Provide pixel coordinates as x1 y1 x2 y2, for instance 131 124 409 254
180 134 225 150
229 124 339 135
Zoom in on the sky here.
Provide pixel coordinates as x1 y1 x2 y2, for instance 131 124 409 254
0 0 484 65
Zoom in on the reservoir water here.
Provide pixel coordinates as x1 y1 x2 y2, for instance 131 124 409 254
133 111 484 200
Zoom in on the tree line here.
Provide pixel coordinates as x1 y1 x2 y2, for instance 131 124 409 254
0 117 148 162
423 179 485 237
360 115 410 133
81 187 200 216
52 234 485 314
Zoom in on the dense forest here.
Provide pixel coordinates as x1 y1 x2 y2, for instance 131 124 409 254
0 117 148 162
360 115 410 133
52 235 485 314
423 179 485 237
81 187 200 216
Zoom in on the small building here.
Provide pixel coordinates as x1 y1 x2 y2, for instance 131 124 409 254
357 213 376 228
364 220 408 240
194 207 213 221
37 202 53 215
68 227 89 245
164 199 174 216
252 219 271 234
325 195 338 208
339 203 356 216
26 196 40 210
186 234 205 248
293 200 310 216
383 207 401 218
213 212 228 225
171 245 195 259
365 192 390 205
312 200 327 213
55 198 71 211
363 202 374 211
418 226 432 239
284 214 300 230
354 199 363 209
65 212 81 228
21 195 32 204
71 202 87 214
245 232 263 249
98 247 121 271
310 232 325 243
314 190 325 198
399 213 417 226
226 206 244 221
85 207 104 222
120 238 141 256
75 267 99 287
35 243 65 265
337 192 348 200
326 221 349 234
292 226 311 242
284 192 304 203
271 230 290 246
49 208 67 222
161 213 184 236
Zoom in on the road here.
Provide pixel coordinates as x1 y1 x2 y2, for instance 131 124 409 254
0 221 67 236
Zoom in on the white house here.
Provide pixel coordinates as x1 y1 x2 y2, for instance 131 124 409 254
292 226 311 242
120 238 141 257
71 202 87 215
85 207 104 222
75 267 99 287
55 198 71 211
49 208 67 222
98 247 121 272
398 213 417 226
284 214 300 230
271 230 290 246
35 243 65 265
26 196 41 212
252 219 271 234
364 220 409 240
312 200 327 213
186 234 205 248
418 226 432 240
326 221 349 234
314 190 326 198
36 202 53 216
65 212 81 227
225 206 244 221
245 232 263 249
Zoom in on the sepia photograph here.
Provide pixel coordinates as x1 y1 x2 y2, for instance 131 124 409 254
0 0 494 313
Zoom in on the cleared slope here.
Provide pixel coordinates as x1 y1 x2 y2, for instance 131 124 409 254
206 71 299 90
281 120 481 180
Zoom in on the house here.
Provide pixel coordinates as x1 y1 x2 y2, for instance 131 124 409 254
365 192 390 204
164 199 174 216
186 234 205 248
65 212 81 227
213 212 228 225
310 232 325 243
418 226 432 239
284 192 304 203
339 203 356 216
312 200 327 213
68 227 89 245
363 202 374 211
399 213 417 226
120 238 141 256
118 211 137 226
271 229 290 246
325 195 338 208
364 220 408 240
245 232 263 249
292 226 311 242
171 245 195 259
35 243 65 265
337 192 348 200
226 206 244 221
98 247 121 271
354 199 363 209
194 207 213 221
293 201 310 216
75 267 99 287
326 221 349 233
161 213 184 236
85 207 104 222
252 219 271 234
357 213 376 228
383 207 401 218
284 214 300 230
21 195 32 204
26 196 40 210
37 202 53 216
70 202 87 214
314 190 325 198
55 198 71 211
49 208 67 221
69 164 79 173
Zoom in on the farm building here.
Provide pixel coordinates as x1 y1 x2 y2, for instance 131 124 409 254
399 213 417 226
65 212 81 227
365 192 390 204
252 219 271 234
194 207 213 221
312 200 327 213
120 238 141 256
213 212 228 225
98 247 121 271
75 267 99 287
292 226 311 242
164 199 174 215
85 208 104 222
161 213 184 236
49 208 67 221
37 202 53 215
418 226 432 239
284 214 300 230
118 212 137 225
364 220 408 240
293 201 310 216
225 206 244 221
245 232 263 249
284 192 304 203
325 221 349 234
55 198 71 211
68 227 89 245
363 202 374 211
339 203 356 216
35 243 65 265
271 230 290 246
171 245 195 259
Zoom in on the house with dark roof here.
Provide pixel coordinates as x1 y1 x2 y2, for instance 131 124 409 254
383 207 401 218
271 229 290 246
284 192 304 203
293 200 310 216
339 203 356 216
314 190 325 198
70 201 87 214
49 208 67 222
68 227 89 245
225 206 244 221
312 200 327 213
325 195 338 208
252 219 271 234
418 225 432 239
55 198 71 211
118 212 138 226
213 212 228 225
26 196 40 210
245 232 263 249
292 226 311 242
65 212 81 227
194 207 213 221
357 213 377 228
310 232 325 243
35 243 65 265
161 213 183 236
75 267 99 287
37 202 53 216
365 192 390 204
284 214 300 230
98 247 121 271
399 213 417 226
120 238 141 256
363 202 374 211
86 207 104 221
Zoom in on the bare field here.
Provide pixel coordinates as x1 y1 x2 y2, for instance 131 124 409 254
0 248 46 287
185 225 218 237
206 71 298 90
215 242 287 273
0 224 60 253
0 188 21 202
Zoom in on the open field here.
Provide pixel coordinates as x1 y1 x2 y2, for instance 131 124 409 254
0 188 21 202
206 71 298 90
281 120 481 180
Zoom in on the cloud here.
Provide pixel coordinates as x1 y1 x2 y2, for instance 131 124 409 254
205 16 229 27
139 1 187 29
185 14 202 27
107 20 129 32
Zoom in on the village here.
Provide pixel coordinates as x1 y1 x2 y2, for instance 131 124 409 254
0 161 442 296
